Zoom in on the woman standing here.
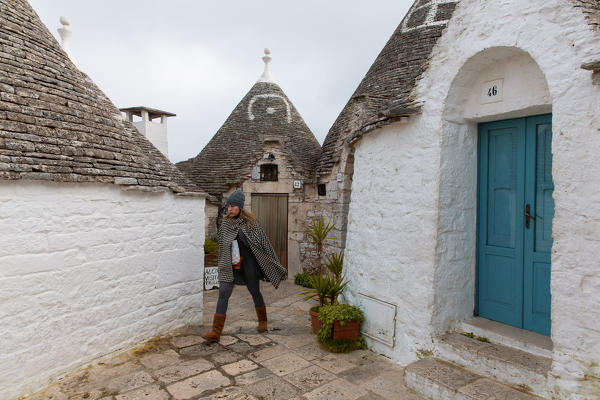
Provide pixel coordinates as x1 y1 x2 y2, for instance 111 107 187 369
202 189 287 342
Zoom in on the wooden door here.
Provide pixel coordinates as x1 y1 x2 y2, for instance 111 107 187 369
252 194 288 269
477 114 553 336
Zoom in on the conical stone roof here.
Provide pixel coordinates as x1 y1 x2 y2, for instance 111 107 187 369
0 0 200 194
177 77 321 199
317 0 600 177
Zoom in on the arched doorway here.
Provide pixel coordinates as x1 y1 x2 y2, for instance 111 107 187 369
436 47 553 336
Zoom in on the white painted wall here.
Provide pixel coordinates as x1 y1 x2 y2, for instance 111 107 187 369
344 0 600 397
0 181 205 399
344 117 441 365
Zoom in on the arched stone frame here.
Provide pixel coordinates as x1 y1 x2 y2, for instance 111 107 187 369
431 46 552 333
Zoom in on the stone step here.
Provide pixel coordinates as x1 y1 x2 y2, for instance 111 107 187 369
405 357 544 400
459 317 552 359
436 332 551 398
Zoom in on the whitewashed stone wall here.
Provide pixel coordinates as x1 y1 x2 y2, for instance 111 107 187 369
344 0 600 397
0 181 205 399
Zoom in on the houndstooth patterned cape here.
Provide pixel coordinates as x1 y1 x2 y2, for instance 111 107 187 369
217 217 287 288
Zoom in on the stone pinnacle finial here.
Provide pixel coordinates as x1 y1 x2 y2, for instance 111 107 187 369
258 48 276 83
57 16 80 69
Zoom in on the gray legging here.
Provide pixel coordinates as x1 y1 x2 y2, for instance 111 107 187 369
216 280 265 314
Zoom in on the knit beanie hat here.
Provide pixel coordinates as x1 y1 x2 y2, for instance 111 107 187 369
226 189 245 208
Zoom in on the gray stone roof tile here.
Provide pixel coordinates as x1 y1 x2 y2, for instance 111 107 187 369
573 0 600 31
177 81 321 198
317 0 459 176
0 0 202 194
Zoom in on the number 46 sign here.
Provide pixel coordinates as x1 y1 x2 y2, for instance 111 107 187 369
481 78 504 104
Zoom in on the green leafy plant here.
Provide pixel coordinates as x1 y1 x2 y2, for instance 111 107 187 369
325 252 344 280
316 303 366 352
204 237 219 254
302 273 335 307
301 271 348 307
294 273 317 288
303 216 335 277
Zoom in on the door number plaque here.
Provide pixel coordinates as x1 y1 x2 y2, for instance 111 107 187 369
481 78 504 104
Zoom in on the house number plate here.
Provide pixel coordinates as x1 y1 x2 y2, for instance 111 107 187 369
481 78 504 104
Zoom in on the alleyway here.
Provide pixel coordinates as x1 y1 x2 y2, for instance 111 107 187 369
24 282 421 400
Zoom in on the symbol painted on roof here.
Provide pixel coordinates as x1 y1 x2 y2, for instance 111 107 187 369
248 94 292 123
400 0 457 33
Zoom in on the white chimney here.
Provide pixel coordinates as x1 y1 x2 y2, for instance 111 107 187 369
119 106 175 159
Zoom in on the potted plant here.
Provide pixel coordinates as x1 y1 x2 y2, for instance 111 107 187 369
204 237 219 267
317 303 366 352
301 216 335 331
302 271 348 332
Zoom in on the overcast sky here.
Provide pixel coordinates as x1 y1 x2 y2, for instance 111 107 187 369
28 1 413 163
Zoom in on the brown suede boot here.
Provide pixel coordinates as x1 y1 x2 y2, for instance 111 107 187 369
255 305 267 333
201 313 226 342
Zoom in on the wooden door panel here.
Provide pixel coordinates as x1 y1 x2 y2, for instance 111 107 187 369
478 119 525 328
252 194 288 269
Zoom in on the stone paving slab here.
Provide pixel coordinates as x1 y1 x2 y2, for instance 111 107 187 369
303 378 369 400
242 376 301 400
155 358 214 384
114 383 170 400
170 335 206 349
457 378 541 400
166 369 231 399
22 282 423 400
259 353 312 376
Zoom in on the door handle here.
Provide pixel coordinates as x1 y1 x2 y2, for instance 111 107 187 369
524 204 536 229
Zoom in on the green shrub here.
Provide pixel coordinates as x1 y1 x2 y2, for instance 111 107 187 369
204 237 219 254
294 273 316 288
316 303 366 353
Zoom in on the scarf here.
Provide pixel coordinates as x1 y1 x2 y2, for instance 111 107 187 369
217 217 287 288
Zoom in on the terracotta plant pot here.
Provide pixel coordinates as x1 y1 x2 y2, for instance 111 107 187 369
309 307 322 334
332 319 360 341
204 253 218 267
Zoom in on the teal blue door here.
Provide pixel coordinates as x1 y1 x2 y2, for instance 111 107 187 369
477 114 553 336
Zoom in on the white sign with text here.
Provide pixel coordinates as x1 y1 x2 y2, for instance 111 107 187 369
204 267 220 290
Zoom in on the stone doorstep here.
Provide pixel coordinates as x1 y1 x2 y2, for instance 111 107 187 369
459 317 552 359
405 358 544 400
437 332 550 398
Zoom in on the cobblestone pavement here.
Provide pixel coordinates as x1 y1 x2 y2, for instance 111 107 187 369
25 281 421 400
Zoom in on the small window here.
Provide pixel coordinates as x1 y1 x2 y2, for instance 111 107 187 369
318 183 326 196
260 164 278 181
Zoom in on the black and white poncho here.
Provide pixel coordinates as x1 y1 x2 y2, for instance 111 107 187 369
217 217 287 289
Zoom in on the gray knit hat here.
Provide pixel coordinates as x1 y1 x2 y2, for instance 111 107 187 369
226 189 245 208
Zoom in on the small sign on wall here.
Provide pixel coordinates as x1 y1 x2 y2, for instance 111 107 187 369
251 166 260 180
205 267 219 290
293 180 302 189
481 78 504 104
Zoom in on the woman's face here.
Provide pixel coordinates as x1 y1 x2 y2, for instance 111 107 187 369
227 204 240 217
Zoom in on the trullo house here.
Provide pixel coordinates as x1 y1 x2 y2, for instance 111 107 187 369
177 50 322 276
0 1 206 398
323 0 600 398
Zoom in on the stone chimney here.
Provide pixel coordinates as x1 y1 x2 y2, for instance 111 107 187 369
120 107 176 159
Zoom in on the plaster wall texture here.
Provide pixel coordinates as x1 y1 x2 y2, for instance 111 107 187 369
344 0 600 396
344 117 441 366
0 181 205 399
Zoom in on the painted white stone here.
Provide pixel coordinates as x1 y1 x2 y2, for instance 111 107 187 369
0 181 205 399
132 118 170 159
343 0 600 398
